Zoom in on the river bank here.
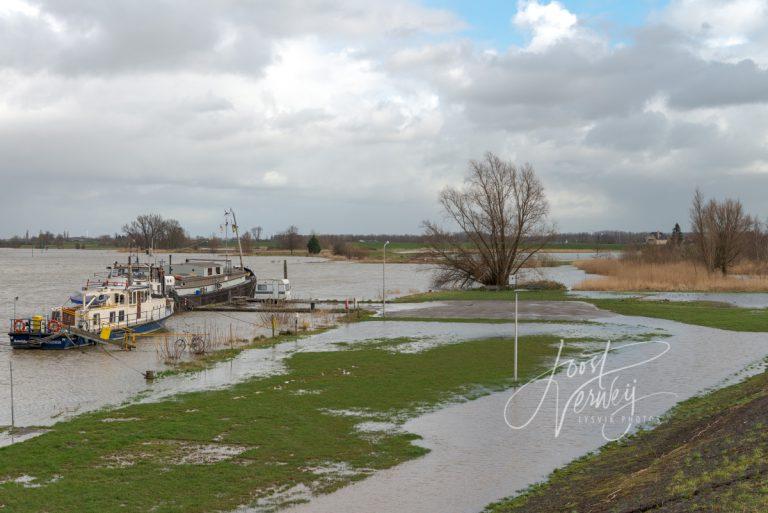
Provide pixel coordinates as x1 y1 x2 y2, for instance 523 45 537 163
486 368 768 513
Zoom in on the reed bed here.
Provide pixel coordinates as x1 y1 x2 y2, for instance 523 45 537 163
574 259 768 292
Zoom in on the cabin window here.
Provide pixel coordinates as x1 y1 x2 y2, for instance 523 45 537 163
114 294 120 303
208 267 213 276
279 285 285 292
92 313 100 326
118 310 125 322
109 311 116 323
257 284 268 291
119 294 125 304
216 266 221 274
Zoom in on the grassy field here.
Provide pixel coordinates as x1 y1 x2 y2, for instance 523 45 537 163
485 369 768 513
0 334 588 513
586 298 768 332
395 289 768 332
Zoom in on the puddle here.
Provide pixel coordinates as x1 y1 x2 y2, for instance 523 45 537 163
100 440 248 468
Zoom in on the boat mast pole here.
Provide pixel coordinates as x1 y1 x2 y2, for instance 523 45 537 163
223 213 229 265
229 208 245 269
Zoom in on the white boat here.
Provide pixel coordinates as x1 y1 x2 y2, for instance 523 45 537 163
9 262 173 349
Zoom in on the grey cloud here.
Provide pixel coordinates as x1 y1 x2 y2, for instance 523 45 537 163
0 0 461 76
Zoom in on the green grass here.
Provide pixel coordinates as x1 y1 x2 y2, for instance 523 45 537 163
0 334 586 513
370 316 602 325
395 289 569 302
541 242 626 251
585 298 768 332
484 370 768 513
395 289 768 332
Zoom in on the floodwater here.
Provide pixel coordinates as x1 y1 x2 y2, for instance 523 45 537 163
2 248 768 513
284 316 768 513
0 248 434 430
571 290 768 308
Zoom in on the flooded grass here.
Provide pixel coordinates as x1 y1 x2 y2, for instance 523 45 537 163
484 369 768 513
0 334 591 513
396 289 768 332
586 298 768 332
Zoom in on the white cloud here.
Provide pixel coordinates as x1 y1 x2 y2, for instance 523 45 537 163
660 0 768 62
262 171 288 187
513 1 578 52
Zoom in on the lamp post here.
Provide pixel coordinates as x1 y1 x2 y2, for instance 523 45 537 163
513 275 519 381
382 241 390 317
13 296 18 320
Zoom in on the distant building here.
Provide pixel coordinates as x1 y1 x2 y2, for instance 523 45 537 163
645 231 668 245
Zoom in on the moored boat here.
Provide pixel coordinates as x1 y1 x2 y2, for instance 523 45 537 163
8 263 173 349
166 257 256 309
166 209 257 310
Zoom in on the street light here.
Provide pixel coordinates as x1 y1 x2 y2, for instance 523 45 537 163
513 275 519 381
382 241 390 317
13 296 18 320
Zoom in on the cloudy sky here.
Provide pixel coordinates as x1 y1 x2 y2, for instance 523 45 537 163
1 0 767 237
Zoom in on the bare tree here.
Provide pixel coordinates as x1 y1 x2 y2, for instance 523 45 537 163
251 226 263 241
240 231 253 253
424 152 554 288
276 225 301 255
689 190 752 274
122 214 166 249
122 214 187 249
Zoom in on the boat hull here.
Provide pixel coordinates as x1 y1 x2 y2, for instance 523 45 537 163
9 318 168 350
174 271 257 310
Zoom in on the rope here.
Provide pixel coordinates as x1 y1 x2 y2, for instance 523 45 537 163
95 343 146 376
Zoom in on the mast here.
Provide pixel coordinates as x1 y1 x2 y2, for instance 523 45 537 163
222 213 229 265
229 208 245 269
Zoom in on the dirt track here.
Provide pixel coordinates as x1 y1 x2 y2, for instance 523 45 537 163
389 300 613 321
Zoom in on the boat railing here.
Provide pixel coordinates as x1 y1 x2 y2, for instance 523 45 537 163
11 304 173 335
84 304 173 332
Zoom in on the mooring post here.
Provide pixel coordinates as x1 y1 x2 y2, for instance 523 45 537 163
283 260 288 279
271 315 276 337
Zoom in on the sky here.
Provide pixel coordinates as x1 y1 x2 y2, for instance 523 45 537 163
1 0 767 237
